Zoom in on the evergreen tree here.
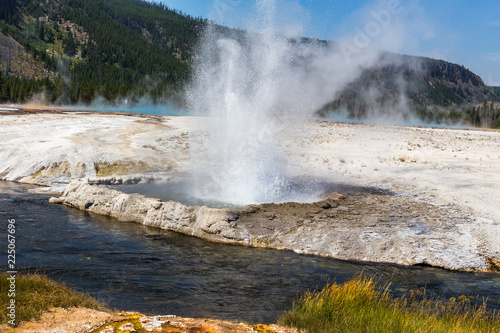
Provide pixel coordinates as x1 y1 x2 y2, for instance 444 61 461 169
63 32 77 56
39 21 45 41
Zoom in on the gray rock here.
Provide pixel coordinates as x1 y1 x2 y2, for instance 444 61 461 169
48 197 64 204
50 179 500 272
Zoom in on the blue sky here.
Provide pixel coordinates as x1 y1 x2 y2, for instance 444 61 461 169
151 0 500 85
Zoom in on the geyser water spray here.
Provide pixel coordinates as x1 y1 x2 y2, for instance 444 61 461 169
187 0 381 205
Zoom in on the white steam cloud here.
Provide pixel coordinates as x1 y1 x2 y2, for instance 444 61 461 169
187 0 428 205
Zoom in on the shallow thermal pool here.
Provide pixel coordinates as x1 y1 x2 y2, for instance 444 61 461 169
105 177 389 208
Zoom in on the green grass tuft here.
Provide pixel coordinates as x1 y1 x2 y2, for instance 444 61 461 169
279 274 500 333
0 272 107 326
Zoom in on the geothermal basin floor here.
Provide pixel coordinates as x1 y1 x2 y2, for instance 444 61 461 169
0 110 499 271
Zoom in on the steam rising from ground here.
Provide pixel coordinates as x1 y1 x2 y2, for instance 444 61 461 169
187 0 407 205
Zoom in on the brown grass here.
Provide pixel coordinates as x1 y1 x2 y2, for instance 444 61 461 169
0 272 107 326
279 274 500 333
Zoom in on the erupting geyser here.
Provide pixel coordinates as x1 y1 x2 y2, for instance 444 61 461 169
187 0 380 205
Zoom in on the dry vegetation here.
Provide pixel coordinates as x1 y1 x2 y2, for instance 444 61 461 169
0 32 52 80
280 275 500 333
0 272 107 326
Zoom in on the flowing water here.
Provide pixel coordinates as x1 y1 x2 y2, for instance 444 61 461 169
1 181 499 324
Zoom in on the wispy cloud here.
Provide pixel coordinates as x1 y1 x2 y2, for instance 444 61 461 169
482 52 500 63
486 21 500 27
485 73 500 86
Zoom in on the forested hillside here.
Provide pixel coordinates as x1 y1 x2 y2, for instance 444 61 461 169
0 0 499 127
0 0 204 105
319 54 500 127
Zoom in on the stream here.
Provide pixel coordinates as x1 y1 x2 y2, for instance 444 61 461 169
1 181 499 324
